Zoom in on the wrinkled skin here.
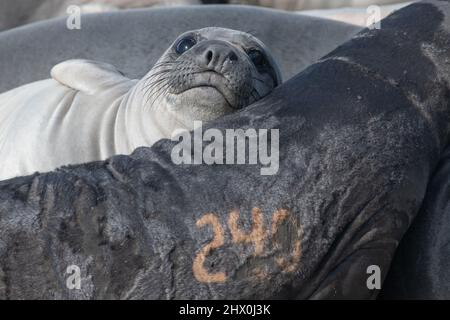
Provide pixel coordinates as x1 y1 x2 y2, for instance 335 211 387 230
143 27 281 129
0 1 449 299
381 148 450 299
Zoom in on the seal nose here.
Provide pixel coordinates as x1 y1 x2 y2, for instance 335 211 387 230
196 41 239 70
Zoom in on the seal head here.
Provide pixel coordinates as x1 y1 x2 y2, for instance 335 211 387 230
135 27 282 141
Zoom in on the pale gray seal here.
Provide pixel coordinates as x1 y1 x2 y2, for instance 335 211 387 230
0 0 201 32
0 27 281 180
299 2 411 26
0 5 361 94
223 0 411 11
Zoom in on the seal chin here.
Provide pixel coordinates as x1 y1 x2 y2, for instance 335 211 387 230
174 71 240 109
181 85 234 108
166 86 235 125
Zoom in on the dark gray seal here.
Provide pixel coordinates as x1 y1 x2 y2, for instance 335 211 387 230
380 146 450 299
0 0 448 299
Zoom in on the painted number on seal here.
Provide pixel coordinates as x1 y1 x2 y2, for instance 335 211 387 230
193 208 303 283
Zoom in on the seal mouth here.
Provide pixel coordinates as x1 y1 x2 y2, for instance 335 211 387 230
175 71 239 109
183 85 234 108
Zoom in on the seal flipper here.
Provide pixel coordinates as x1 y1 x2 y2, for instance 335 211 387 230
51 59 130 95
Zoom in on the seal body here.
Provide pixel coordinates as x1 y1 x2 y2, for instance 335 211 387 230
0 75 134 180
0 27 281 180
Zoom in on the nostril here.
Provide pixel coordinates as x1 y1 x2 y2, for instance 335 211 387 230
205 50 213 64
228 52 238 62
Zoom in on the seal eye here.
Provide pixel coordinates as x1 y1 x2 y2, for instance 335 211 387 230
175 36 197 55
248 49 265 67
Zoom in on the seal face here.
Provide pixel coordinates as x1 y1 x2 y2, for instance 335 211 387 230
142 27 282 133
0 27 281 180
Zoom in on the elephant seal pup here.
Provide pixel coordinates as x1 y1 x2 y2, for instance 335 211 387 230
0 27 281 180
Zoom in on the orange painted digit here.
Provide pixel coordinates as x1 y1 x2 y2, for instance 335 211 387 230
271 209 303 273
193 213 227 283
228 207 266 255
270 208 289 239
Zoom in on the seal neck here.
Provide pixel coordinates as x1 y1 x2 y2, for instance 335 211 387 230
115 80 171 155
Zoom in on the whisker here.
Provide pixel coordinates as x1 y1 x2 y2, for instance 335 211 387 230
146 82 171 112
144 77 170 105
144 75 171 90
147 78 173 108
143 68 176 83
